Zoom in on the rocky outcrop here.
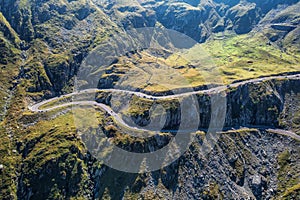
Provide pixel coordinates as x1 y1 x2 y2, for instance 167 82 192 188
89 129 300 199
227 2 260 34
101 0 300 42
18 146 93 199
0 0 34 42
1 0 299 98
121 78 300 131
259 2 300 52
1 1 300 199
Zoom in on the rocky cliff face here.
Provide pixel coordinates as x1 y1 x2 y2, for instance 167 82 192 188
0 1 299 199
120 78 300 132
90 129 299 199
0 0 34 42
224 78 299 128
0 0 122 96
79 78 300 199
99 0 300 43
16 78 300 199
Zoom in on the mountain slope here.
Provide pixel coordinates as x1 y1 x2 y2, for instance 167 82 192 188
0 0 299 199
98 0 299 45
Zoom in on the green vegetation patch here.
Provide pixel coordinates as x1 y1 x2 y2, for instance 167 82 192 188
277 149 300 199
203 33 300 84
18 111 92 199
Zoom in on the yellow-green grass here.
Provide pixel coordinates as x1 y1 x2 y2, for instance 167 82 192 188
120 95 180 117
16 107 94 199
283 183 300 198
94 47 219 92
0 86 27 198
0 32 21 121
0 123 18 199
0 13 21 45
95 33 299 93
277 150 300 197
291 110 300 135
203 33 300 84
0 2 118 197
222 128 259 135
21 111 85 170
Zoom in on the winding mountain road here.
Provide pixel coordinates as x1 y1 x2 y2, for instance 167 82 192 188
28 73 300 140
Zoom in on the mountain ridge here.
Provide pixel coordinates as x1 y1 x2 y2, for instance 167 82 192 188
0 0 299 199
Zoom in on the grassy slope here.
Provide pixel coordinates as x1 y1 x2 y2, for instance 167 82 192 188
203 32 300 84
0 11 22 199
0 1 299 199
97 31 299 93
277 150 300 199
0 0 116 198
18 111 91 199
